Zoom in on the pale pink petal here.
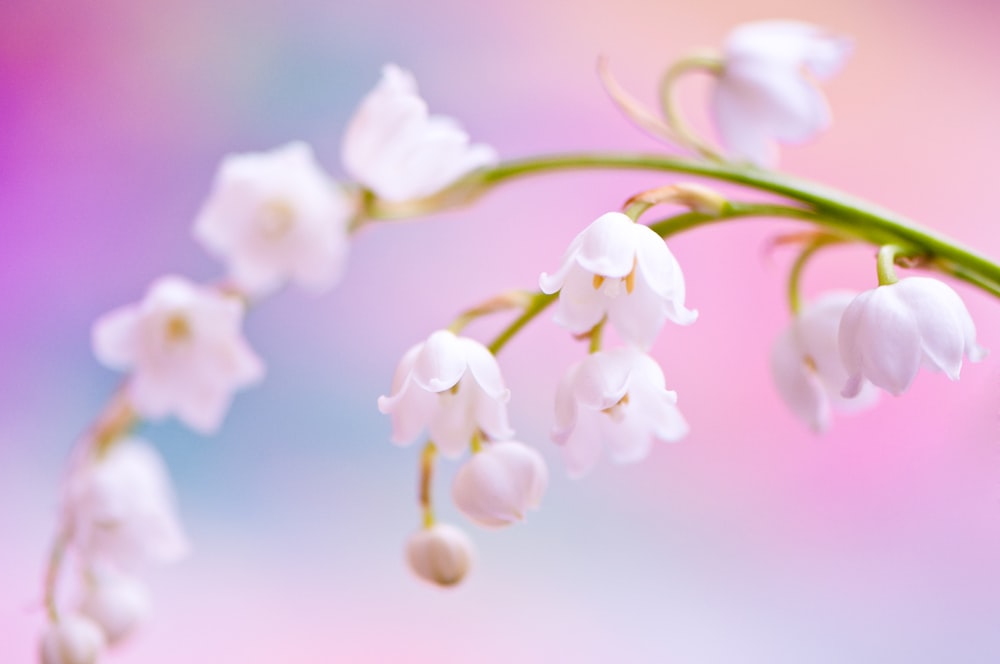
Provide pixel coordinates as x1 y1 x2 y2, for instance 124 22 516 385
895 277 969 380
572 351 631 411
461 338 510 401
452 441 548 528
771 326 831 432
539 233 584 294
575 212 639 278
840 289 922 396
411 330 468 392
550 264 612 334
92 308 140 370
606 274 668 350
377 380 439 446
557 409 605 479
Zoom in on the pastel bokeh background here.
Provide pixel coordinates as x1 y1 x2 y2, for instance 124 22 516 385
4 0 1000 662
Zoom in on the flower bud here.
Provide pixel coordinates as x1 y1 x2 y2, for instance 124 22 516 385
406 523 474 587
452 441 548 528
40 614 105 664
79 574 151 645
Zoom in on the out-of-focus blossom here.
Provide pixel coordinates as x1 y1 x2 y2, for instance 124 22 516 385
711 20 852 167
553 347 688 477
839 277 986 397
452 441 548 528
539 212 696 349
342 64 498 202
92 275 264 434
377 330 513 457
194 142 354 296
79 572 151 645
406 523 474 587
63 439 189 571
771 291 878 431
39 614 105 664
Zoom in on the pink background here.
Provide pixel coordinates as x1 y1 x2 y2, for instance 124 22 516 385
4 0 1000 662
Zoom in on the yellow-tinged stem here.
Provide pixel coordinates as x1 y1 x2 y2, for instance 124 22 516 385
419 442 437 528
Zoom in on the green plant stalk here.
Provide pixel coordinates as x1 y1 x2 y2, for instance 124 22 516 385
369 153 1000 297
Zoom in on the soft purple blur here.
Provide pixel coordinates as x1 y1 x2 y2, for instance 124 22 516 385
4 0 1000 662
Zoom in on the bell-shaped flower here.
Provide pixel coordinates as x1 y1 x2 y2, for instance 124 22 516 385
79 572 151 646
553 347 688 477
377 330 513 458
406 523 474 587
711 20 852 167
539 212 697 349
839 277 986 397
452 441 548 528
193 142 355 296
63 439 190 571
342 64 498 202
39 614 105 664
771 291 878 432
92 275 265 434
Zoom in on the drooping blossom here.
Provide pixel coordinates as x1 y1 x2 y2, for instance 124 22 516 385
452 441 548 528
377 330 513 457
839 277 986 397
342 64 498 202
63 439 189 571
406 523 474 587
79 572 151 645
92 275 265 434
771 291 878 431
553 347 688 477
39 614 105 664
193 142 355 296
711 20 852 167
540 212 696 349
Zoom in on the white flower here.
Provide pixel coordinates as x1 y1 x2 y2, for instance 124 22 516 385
771 291 878 432
342 64 498 202
539 212 696 349
839 277 987 397
452 441 548 528
63 439 189 571
406 523 474 587
711 20 852 167
553 347 688 477
92 275 265 434
193 142 354 296
79 572 151 645
40 615 105 664
377 330 513 458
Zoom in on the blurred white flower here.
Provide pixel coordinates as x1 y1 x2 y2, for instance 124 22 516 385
711 20 852 166
452 441 548 528
342 64 498 202
40 614 105 664
553 347 688 477
839 277 986 397
540 212 696 349
406 523 474 587
771 291 878 432
63 439 189 571
193 141 354 296
79 572 151 646
92 275 264 434
378 330 513 457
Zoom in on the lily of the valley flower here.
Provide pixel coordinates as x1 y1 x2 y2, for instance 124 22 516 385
92 275 264 434
193 142 355 296
63 439 189 571
40 614 105 664
711 20 852 167
771 291 878 432
406 523 474 587
839 277 986 397
553 347 688 477
342 64 498 202
377 330 513 457
79 572 151 646
539 212 697 349
452 441 548 528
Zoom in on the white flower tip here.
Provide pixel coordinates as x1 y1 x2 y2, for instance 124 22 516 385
40 615 106 664
452 441 548 528
79 575 151 645
840 374 864 399
406 523 473 587
969 343 988 363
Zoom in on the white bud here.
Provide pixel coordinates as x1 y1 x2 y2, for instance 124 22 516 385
452 441 548 528
79 574 151 645
40 614 105 664
406 523 474 587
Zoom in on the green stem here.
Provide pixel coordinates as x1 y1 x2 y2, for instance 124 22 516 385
658 51 727 161
877 244 905 286
787 237 842 315
487 292 557 355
